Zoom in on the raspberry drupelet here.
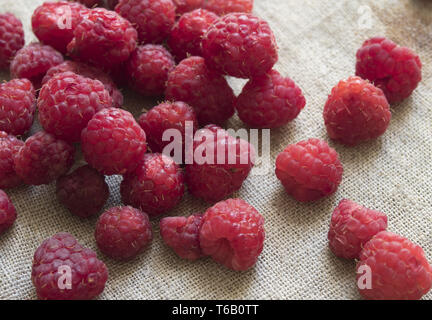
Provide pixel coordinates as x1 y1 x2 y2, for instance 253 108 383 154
0 13 24 69
173 0 204 14
0 131 24 189
204 0 253 15
0 190 16 234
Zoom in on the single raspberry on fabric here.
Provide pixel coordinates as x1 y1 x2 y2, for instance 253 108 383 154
0 132 24 189
0 13 24 69
160 213 204 261
0 190 16 234
275 138 343 202
235 69 306 128
126 45 175 96
355 37 422 104
95 206 153 260
168 9 219 62
0 79 36 136
67 8 137 69
165 56 235 125
81 108 147 175
115 0 176 44
32 232 108 300
14 131 75 186
10 43 64 89
204 0 253 15
107 0 119 9
173 0 204 14
56 165 109 218
120 153 185 217
356 231 432 300
324 76 391 146
38 71 113 143
200 198 265 271
328 199 388 259
202 13 278 78
75 0 103 7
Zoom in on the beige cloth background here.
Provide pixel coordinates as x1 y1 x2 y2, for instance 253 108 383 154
0 0 431 300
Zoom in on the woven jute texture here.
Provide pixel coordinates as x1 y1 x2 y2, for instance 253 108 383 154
0 0 431 300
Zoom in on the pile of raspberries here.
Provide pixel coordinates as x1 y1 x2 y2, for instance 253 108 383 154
0 0 429 300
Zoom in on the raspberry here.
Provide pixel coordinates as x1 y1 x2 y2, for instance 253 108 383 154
38 71 113 143
328 199 388 259
235 70 306 128
95 206 153 260
14 131 75 186
202 13 278 79
115 0 176 44
0 79 36 136
0 13 24 69
81 108 147 175
323 76 391 146
0 131 24 189
120 153 185 217
126 45 175 96
356 231 432 300
56 165 109 218
67 8 137 69
10 43 64 89
0 190 16 234
165 56 235 125
75 0 103 7
173 0 204 14
168 9 219 61
200 198 265 271
275 138 343 202
185 125 255 202
355 37 422 104
204 0 253 15
31 232 108 300
160 213 204 260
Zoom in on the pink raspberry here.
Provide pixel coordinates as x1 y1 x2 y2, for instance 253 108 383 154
0 131 24 189
0 190 16 234
275 138 343 202
173 0 204 14
0 13 24 69
204 0 253 15
165 56 235 125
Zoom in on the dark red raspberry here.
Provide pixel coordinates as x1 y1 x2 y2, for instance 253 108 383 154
356 231 432 300
173 0 204 14
120 153 185 217
32 232 108 300
275 138 343 202
126 45 175 96
236 69 306 128
0 190 16 234
165 56 235 125
204 0 253 15
107 0 119 9
160 213 204 260
67 8 137 69
200 198 265 271
0 131 24 189
168 9 219 61
115 0 176 44
324 76 391 146
81 108 147 175
10 43 64 89
355 37 422 104
202 13 278 78
56 165 109 218
328 199 388 260
0 79 36 136
95 206 153 260
14 131 75 186
0 13 24 69
75 0 103 7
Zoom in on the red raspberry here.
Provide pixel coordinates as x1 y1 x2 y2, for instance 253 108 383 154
0 190 16 234
0 79 36 136
0 13 24 69
173 0 204 14
126 45 175 96
328 199 388 259
356 231 432 300
204 0 253 15
95 206 153 260
10 43 64 89
81 108 147 175
120 153 185 217
160 213 204 260
202 13 278 78
200 198 265 271
107 0 119 9
31 232 108 300
56 165 109 218
0 131 24 189
168 9 219 62
67 8 137 69
115 0 176 44
165 56 235 125
235 69 306 128
275 138 343 202
355 37 422 104
75 0 103 7
14 131 75 186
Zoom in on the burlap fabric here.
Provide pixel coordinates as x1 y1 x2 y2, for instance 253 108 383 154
0 0 431 300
